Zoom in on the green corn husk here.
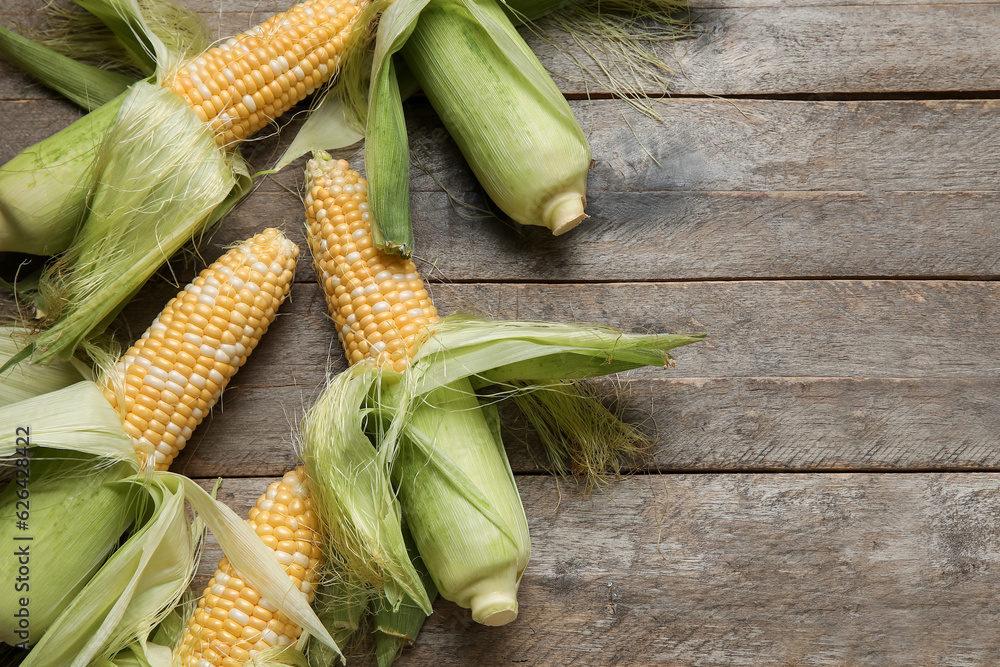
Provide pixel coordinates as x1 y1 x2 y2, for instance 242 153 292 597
0 94 127 257
399 0 591 235
30 81 237 363
360 0 590 254
18 468 197 667
302 316 703 636
0 327 91 405
302 368 431 615
306 574 370 667
0 456 342 663
0 452 142 648
373 522 438 667
392 380 529 624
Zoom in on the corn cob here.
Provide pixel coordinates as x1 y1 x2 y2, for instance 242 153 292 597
165 0 364 147
103 229 299 471
303 157 437 372
176 467 322 667
304 153 528 626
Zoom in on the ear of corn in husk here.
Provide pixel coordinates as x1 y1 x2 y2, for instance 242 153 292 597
396 0 592 236
0 452 141 647
16 469 200 667
0 464 341 665
299 155 703 636
1 0 369 363
357 0 591 255
0 231 341 661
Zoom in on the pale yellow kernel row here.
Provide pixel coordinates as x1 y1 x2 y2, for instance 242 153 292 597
176 468 322 667
103 229 299 472
302 155 438 372
165 0 364 147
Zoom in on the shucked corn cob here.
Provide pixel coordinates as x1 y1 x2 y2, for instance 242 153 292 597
177 468 322 667
304 158 437 372
104 229 299 471
164 0 363 147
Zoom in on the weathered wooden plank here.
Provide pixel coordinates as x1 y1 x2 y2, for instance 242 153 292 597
9 97 1000 197
397 99 1000 195
195 473 1000 666
170 375 1000 478
212 188 1000 283
532 4 1000 96
4 2 1000 100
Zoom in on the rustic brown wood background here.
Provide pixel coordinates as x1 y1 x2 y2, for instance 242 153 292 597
3 0 1000 664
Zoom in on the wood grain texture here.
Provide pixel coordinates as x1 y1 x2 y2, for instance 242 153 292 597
1 1 996 663
196 474 1000 666
4 1 1000 100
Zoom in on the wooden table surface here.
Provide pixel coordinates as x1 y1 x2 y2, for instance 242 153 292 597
3 0 1000 665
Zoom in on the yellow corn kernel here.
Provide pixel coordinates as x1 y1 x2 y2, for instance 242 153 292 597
104 229 299 471
176 468 322 666
303 155 438 372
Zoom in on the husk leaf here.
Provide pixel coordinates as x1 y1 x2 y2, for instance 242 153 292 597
31 81 235 363
0 327 90 405
301 366 432 615
0 452 141 648
0 24 134 110
361 0 433 255
400 317 704 398
0 381 135 464
373 521 437 667
73 0 211 76
273 95 364 172
71 0 179 80
365 56 413 255
175 475 343 657
21 473 197 667
306 571 369 667
0 92 126 257
397 0 591 236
